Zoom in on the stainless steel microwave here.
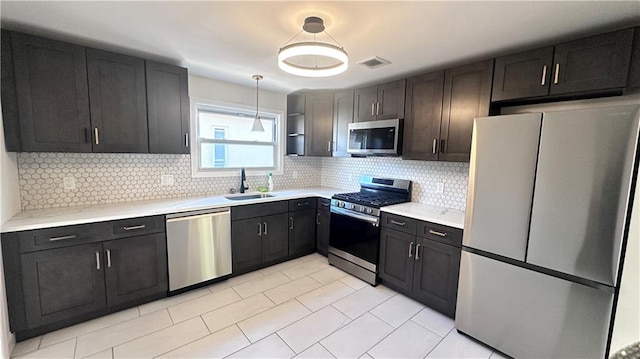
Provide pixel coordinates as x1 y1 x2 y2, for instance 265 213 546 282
347 119 403 156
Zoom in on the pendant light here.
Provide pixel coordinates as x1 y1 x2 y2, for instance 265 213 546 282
278 16 348 77
251 74 264 132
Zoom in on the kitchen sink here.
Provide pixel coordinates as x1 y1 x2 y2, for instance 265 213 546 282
224 193 274 201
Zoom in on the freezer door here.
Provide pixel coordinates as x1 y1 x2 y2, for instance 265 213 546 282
456 251 614 359
463 113 541 260
527 105 640 286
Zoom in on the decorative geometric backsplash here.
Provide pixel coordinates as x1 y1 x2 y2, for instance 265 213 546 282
16 153 469 212
320 157 469 211
17 153 321 210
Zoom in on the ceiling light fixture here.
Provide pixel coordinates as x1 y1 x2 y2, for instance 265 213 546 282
278 16 348 77
251 74 264 132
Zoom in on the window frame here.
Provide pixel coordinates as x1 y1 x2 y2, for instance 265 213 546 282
190 97 285 178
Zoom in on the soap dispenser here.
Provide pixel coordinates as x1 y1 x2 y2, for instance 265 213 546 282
267 172 274 192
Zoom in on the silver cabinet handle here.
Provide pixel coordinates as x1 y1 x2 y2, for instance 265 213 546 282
553 63 559 84
94 128 100 145
49 235 76 242
95 251 101 270
390 219 406 226
432 139 437 154
263 222 268 235
258 223 262 236
185 133 189 147
290 217 294 230
541 65 547 86
429 229 447 237
371 103 375 116
376 102 380 115
415 243 421 260
327 141 331 152
106 249 112 268
123 224 146 231
316 213 321 225
408 241 414 258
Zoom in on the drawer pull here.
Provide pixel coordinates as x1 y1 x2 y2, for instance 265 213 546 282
297 202 308 207
106 249 112 268
123 224 146 231
321 202 329 207
390 219 406 226
49 235 77 242
95 251 101 270
429 229 447 237
408 241 414 258
415 243 421 260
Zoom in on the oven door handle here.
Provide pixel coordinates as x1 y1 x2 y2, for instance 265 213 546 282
331 207 379 226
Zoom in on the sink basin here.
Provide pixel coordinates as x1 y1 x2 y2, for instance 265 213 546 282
224 193 274 201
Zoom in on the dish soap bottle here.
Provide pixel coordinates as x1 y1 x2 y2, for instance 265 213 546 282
267 172 274 192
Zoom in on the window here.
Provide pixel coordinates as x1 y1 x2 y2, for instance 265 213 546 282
191 99 283 177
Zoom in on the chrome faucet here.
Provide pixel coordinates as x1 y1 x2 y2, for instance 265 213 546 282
240 168 249 193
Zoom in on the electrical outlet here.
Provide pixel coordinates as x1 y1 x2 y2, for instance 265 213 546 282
63 177 76 190
161 175 174 186
436 182 445 194
292 171 299 179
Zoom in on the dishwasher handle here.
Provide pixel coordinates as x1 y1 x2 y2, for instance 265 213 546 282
166 208 231 222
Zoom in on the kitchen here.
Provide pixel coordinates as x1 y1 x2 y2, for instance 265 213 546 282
0 1 639 359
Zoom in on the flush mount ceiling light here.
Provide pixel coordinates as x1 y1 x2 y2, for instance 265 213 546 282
251 74 264 132
278 16 348 77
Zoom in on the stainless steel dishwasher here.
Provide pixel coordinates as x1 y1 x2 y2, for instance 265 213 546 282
166 208 232 291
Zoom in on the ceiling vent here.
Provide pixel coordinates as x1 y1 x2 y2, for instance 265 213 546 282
357 56 391 69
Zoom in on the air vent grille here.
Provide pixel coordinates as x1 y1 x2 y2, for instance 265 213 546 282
357 56 391 69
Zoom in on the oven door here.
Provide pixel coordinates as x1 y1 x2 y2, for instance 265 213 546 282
329 207 381 270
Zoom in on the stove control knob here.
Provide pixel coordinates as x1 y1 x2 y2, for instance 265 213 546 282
367 208 373 214
340 202 345 208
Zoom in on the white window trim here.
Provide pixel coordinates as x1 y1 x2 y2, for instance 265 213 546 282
190 97 285 178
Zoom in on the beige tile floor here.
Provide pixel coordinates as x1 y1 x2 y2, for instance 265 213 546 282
11 253 507 359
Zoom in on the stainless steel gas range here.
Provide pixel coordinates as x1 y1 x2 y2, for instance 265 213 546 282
329 176 411 285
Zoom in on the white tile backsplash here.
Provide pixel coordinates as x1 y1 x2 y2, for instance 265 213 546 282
16 153 469 212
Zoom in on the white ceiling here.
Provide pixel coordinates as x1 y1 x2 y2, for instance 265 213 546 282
1 1 639 93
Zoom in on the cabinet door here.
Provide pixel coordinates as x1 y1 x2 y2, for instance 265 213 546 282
332 90 354 157
288 209 316 257
11 32 91 152
263 213 289 263
87 49 148 153
1 31 21 151
305 93 334 156
147 61 190 154
316 208 330 256
627 27 640 90
21 243 106 328
232 218 262 273
353 85 377 122
402 72 444 160
412 238 461 318
377 79 406 120
378 228 415 293
440 59 493 162
550 28 633 95
103 233 167 307
492 46 554 101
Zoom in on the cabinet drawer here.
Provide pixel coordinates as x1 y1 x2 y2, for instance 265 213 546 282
417 221 463 248
317 197 331 210
18 223 107 253
289 198 317 211
381 213 417 235
231 201 288 221
109 216 165 239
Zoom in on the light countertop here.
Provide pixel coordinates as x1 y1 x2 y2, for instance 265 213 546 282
1 187 343 233
381 202 465 229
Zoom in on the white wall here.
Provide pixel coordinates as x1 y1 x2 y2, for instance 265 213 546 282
0 109 21 358
189 75 286 113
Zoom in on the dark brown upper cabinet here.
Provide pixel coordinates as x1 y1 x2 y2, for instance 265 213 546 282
332 90 354 157
285 92 334 157
493 28 634 102
146 61 190 154
87 49 148 153
402 71 445 161
8 32 92 152
628 27 640 90
353 79 406 122
403 60 492 162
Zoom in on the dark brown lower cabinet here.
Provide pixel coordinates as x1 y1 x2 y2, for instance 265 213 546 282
262 213 289 263
289 209 316 256
316 204 330 256
379 226 462 318
231 213 289 273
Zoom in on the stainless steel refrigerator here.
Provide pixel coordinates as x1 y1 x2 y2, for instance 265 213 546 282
455 104 640 358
